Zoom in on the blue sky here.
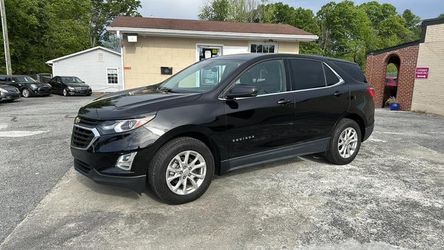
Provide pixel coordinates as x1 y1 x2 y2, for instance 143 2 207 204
140 0 444 20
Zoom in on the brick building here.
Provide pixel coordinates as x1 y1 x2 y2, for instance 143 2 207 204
365 18 444 116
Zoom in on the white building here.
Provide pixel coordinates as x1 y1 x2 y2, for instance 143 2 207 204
46 46 123 92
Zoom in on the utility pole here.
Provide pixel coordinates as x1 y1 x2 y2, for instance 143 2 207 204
0 0 11 74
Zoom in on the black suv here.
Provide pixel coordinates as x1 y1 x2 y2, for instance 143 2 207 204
0 75 51 98
71 54 375 204
48 76 92 96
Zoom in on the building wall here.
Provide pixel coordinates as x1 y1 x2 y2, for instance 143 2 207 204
411 23 444 116
365 45 419 110
52 49 122 92
122 36 299 89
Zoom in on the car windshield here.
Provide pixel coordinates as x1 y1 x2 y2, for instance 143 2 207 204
61 77 83 84
159 59 244 93
12 76 36 83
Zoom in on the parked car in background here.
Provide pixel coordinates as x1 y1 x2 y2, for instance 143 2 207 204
0 84 20 102
0 75 51 98
70 54 375 204
49 76 92 96
31 73 53 83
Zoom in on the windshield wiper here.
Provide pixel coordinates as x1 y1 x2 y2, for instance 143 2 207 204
157 86 175 93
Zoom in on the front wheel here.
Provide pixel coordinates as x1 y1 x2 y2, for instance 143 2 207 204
324 118 362 165
148 137 214 204
63 88 68 97
21 88 30 98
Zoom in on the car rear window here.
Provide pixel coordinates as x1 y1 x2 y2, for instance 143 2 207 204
324 65 340 86
334 61 367 83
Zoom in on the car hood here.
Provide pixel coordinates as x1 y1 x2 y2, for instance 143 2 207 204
65 83 90 88
78 85 201 120
0 84 19 91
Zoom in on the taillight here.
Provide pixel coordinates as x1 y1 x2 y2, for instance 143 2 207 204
368 87 375 97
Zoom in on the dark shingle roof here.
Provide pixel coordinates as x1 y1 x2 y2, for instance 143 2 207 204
110 16 313 36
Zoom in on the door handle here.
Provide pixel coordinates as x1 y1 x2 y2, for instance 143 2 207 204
277 99 291 105
334 91 342 97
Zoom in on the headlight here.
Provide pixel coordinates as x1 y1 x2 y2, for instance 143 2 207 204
30 84 38 89
99 114 156 134
0 87 8 93
68 87 75 91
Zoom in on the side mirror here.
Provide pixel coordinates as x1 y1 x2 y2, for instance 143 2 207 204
226 85 258 99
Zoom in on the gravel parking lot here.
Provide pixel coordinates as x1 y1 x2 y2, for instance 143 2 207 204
1 96 443 249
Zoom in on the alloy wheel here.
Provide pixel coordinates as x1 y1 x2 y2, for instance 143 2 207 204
165 150 207 195
337 127 358 159
63 89 68 96
22 89 30 98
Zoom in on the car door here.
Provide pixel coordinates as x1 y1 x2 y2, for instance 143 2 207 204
221 59 297 160
288 59 349 142
51 77 62 94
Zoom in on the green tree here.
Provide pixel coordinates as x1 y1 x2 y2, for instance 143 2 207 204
261 3 320 54
90 0 141 47
318 1 375 65
199 0 230 21
199 0 265 22
402 9 421 41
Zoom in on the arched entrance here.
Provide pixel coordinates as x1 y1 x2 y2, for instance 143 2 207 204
382 55 400 108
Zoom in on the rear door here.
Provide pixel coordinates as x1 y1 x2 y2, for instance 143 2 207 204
288 59 349 142
222 59 297 159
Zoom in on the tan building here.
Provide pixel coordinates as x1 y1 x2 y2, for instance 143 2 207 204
412 18 444 115
108 16 318 89
365 17 444 116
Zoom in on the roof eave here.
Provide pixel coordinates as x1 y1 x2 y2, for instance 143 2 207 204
46 46 121 65
107 27 318 42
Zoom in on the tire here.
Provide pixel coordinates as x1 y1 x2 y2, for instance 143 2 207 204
21 88 30 98
63 88 68 97
324 118 362 165
148 137 215 204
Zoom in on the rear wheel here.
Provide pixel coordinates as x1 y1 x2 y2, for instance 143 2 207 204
148 137 214 204
325 118 361 165
21 88 30 98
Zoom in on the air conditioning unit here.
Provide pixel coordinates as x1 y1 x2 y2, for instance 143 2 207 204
127 35 138 43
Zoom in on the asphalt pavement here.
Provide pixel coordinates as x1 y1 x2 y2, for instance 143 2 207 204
0 95 95 243
0 96 443 249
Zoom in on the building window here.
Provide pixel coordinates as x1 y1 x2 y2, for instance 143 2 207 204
107 68 118 84
250 44 276 53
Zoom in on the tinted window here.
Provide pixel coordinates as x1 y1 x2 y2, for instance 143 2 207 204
324 64 340 86
290 59 325 90
335 61 366 82
235 60 286 95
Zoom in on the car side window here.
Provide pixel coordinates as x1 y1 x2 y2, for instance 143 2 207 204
290 59 326 90
324 64 341 86
234 60 286 95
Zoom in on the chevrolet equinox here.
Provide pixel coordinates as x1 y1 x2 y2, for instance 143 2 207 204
71 54 375 204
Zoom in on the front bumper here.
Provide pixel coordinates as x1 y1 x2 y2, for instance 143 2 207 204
68 88 92 96
0 91 20 101
74 159 146 192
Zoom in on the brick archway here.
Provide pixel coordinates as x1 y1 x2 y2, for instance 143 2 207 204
365 42 419 110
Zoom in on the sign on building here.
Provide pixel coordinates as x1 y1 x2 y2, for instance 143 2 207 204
415 67 429 79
